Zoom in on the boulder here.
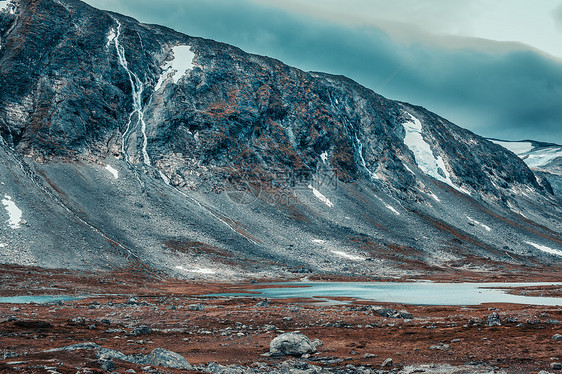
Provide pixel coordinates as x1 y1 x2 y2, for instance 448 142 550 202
269 332 321 356
145 348 193 370
486 312 501 326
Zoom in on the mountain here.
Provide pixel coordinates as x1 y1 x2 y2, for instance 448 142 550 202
1 0 561 279
489 139 562 195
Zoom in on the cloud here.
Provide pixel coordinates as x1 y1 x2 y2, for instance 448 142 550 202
553 2 562 32
84 0 562 144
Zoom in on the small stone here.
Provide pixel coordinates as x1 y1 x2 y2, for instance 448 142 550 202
363 353 376 358
551 362 562 370
130 325 152 336
430 343 450 351
552 334 562 340
187 304 205 311
264 324 278 331
126 297 139 305
381 358 393 367
99 359 114 371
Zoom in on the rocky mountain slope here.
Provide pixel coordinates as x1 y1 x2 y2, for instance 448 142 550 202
0 0 561 279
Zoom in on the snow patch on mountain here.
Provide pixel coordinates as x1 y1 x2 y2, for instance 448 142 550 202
331 250 365 261
308 185 334 207
175 266 216 275
0 1 14 14
402 113 468 194
158 170 170 185
467 216 491 232
525 241 562 257
490 140 562 168
105 165 119 179
154 45 195 91
2 195 22 229
491 140 533 155
375 196 400 216
106 28 116 48
524 147 562 168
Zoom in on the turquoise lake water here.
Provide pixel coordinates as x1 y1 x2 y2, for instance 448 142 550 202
210 281 562 306
0 295 82 304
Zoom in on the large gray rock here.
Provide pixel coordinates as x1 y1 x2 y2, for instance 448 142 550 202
45 343 192 370
486 312 501 326
269 332 321 356
144 348 193 370
374 308 413 319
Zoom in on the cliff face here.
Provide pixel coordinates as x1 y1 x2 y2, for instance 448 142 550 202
0 0 560 278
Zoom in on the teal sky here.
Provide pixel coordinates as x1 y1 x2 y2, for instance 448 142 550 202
84 0 562 144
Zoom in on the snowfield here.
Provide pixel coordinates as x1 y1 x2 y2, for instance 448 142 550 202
175 265 216 275
2 195 22 229
402 113 468 194
490 139 562 168
105 165 119 179
154 45 196 91
0 1 14 14
308 185 334 207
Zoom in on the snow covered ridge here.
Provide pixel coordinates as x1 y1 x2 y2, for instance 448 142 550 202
402 113 469 194
154 45 196 91
2 195 23 229
490 139 562 168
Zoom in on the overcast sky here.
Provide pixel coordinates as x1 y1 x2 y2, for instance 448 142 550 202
84 0 562 144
